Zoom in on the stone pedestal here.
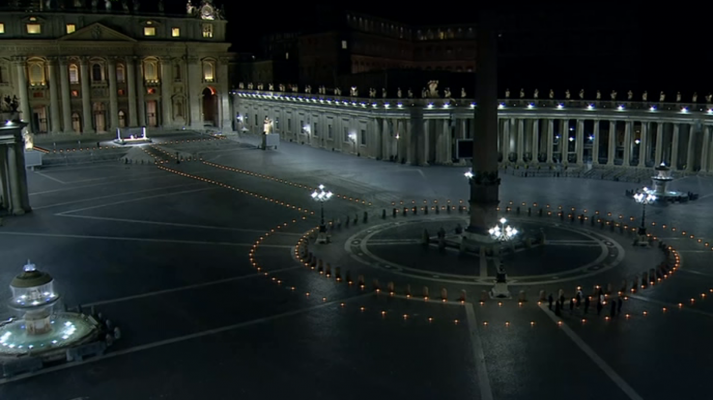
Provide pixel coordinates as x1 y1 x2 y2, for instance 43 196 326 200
316 231 329 244
490 282 511 299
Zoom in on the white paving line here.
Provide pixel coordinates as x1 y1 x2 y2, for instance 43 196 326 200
34 171 67 184
56 187 216 214
538 303 644 400
29 172 170 196
0 231 295 248
32 183 204 210
465 303 494 400
84 266 302 307
0 292 376 385
54 214 303 236
628 295 713 318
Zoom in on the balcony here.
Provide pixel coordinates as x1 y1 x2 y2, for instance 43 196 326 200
145 79 160 87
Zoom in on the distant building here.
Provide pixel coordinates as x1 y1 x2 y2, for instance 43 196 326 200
0 0 233 135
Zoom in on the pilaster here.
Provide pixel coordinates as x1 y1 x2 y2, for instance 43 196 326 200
13 58 31 130
46 57 61 133
701 126 711 173
638 122 648 167
79 57 94 133
517 118 525 163
126 56 138 126
58 57 73 132
546 118 554 163
655 123 664 165
593 120 600 164
107 57 119 131
531 119 539 164
671 123 680 169
623 121 632 166
686 124 697 172
607 120 616 165
160 57 172 129
575 119 584 164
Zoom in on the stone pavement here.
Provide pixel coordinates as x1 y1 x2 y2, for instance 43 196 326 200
0 132 710 399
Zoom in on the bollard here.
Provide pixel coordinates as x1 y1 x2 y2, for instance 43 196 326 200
403 207 408 216
423 286 430 298
405 284 411 296
538 208 543 217
358 274 365 286
363 211 368 223
345 217 350 228
346 270 352 283
382 209 387 219
422 229 430 246
424 206 429 215
518 290 526 302
353 215 358 225
516 206 521 215
447 205 451 214
325 263 332 276
435 206 440 214
459 205 464 214
413 206 418 215
606 283 612 294
621 280 627 293
387 282 395 292
539 290 546 301
393 208 397 218
441 287 448 301
317 259 323 272
113 327 121 340
373 279 380 290
334 267 341 280
528 207 532 216
480 290 488 302
460 290 467 302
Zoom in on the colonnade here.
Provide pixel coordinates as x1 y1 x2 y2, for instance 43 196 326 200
0 121 31 215
233 92 713 172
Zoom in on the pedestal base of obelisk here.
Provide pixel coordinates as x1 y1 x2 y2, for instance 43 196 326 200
633 234 652 248
459 230 498 254
316 231 329 244
490 282 511 299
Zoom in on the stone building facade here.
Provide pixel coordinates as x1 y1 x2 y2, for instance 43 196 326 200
0 0 233 135
234 87 713 173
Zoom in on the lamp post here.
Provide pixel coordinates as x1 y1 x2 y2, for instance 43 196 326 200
311 184 333 244
488 217 518 242
634 189 656 236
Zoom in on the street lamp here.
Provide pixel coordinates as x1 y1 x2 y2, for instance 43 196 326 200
634 189 656 235
311 184 333 244
464 169 474 180
488 217 518 241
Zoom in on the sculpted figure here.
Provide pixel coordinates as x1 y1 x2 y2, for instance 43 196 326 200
505 88 510 98
268 83 274 91
692 92 698 102
278 84 285 92
186 0 195 15
291 84 298 93
428 80 439 97
579 89 584 99
382 88 387 98
158 0 164 12
350 86 358 97
247 83 253 89
132 0 139 12
257 83 263 90
642 91 648 101
422 87 428 98
408 89 414 98
660 91 665 102
461 88 466 98
565 89 571 99
334 87 341 96
610 90 617 100
397 88 402 98
676 91 681 102
533 88 539 99
122 0 129 11
627 90 633 100
444 87 451 98
519 88 525 98
104 0 111 11
596 90 601 100
238 82 244 89
305 85 311 94
91 0 98 10
707 93 712 103
369 88 376 98
549 89 554 99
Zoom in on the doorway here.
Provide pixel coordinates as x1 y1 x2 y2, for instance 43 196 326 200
93 102 106 132
147 100 158 127
202 87 217 126
32 106 47 133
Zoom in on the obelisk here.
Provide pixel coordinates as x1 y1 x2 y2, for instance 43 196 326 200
464 10 500 244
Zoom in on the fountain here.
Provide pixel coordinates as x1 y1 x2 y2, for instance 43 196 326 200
644 162 686 201
0 260 103 376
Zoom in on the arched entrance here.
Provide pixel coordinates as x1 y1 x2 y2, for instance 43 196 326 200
202 87 217 126
71 112 81 133
93 102 106 133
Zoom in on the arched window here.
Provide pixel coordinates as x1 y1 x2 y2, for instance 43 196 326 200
202 61 214 81
69 64 79 84
116 64 125 83
144 61 157 80
118 110 126 127
29 63 44 84
91 63 103 81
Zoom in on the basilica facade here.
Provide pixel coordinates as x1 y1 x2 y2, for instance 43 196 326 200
0 0 233 135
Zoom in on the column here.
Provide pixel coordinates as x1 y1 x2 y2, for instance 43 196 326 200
593 120 601 164
575 119 584 164
700 126 710 173
218 57 232 131
58 57 73 132
686 125 697 172
47 58 61 133
502 119 510 161
421 119 430 166
79 57 94 133
671 123 680 169
654 123 664 165
531 119 539 164
444 119 452 164
546 118 554 163
561 119 569 162
160 58 172 129
436 118 449 164
186 56 201 129
406 119 414 165
382 119 390 160
623 121 632 166
135 59 147 126
0 150 8 209
107 58 119 131
125 57 138 126
607 121 616 165
516 119 525 163
638 122 648 167
13 144 30 213
460 119 467 139
14 58 31 129
7 145 24 215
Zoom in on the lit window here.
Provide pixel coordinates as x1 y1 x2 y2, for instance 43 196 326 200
172 28 180 37
0 23 4 34
144 27 156 36
68 64 79 83
66 24 76 34
26 23 41 34
29 64 45 84
116 65 125 83
342 40 347 49
202 24 213 38
203 62 214 81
